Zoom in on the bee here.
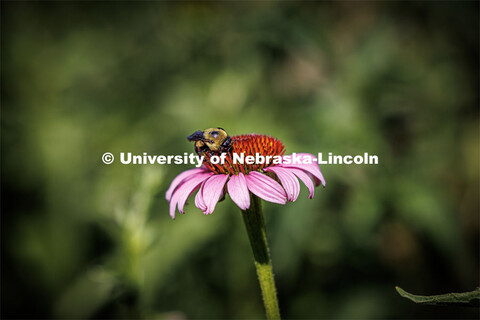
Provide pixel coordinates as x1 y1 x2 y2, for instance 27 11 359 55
187 127 233 155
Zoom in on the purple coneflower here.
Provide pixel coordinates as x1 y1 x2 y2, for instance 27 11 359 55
166 134 325 219
166 132 325 319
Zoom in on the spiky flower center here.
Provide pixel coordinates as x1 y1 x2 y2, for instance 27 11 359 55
203 134 285 175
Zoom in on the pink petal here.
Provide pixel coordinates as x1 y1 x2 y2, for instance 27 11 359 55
287 168 315 199
227 173 250 210
264 166 300 202
202 174 229 214
169 172 213 219
245 171 287 205
195 182 207 212
166 167 209 201
306 172 323 187
280 153 325 187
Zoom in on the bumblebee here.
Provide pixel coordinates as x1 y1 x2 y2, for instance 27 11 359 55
187 127 233 155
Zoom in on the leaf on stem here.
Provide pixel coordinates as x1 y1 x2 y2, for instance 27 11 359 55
395 286 480 307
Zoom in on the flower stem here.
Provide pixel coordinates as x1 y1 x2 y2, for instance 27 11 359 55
241 195 281 319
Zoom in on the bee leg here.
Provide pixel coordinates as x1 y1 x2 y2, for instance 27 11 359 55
196 144 210 154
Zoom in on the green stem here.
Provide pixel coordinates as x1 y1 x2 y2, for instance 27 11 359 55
241 195 281 319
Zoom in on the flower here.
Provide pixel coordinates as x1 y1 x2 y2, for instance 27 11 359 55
166 134 325 219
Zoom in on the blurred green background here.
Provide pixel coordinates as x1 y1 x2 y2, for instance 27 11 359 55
2 1 479 319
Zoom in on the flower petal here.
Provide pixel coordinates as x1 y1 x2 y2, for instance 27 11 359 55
169 172 213 219
195 182 207 213
166 167 209 201
245 171 287 205
280 153 325 187
227 173 250 210
264 166 300 202
202 174 229 214
288 168 315 199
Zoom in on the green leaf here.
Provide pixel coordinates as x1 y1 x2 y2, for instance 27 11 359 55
395 286 480 307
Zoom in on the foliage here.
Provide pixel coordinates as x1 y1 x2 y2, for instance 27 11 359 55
2 2 478 319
